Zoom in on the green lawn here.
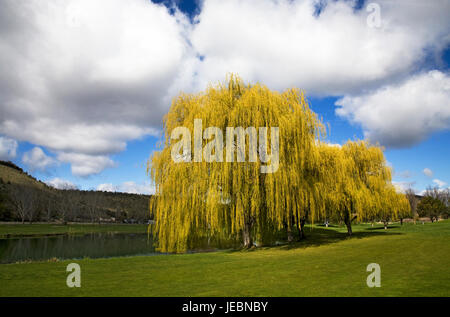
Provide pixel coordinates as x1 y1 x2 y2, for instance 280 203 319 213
0 223 148 237
1 221 449 296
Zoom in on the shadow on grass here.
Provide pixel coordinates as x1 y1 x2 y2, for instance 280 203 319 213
221 225 405 254
221 227 403 253
278 227 402 251
364 225 400 231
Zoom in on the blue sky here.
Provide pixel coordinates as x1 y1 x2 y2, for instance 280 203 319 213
0 0 449 194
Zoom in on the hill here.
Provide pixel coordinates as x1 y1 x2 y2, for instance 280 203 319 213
0 160 152 223
0 161 50 190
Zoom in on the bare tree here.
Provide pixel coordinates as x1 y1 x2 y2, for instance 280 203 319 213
405 188 418 224
56 190 81 223
8 185 38 223
437 188 449 207
42 194 57 222
85 192 102 223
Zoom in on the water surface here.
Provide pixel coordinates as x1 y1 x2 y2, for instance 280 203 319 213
0 233 157 264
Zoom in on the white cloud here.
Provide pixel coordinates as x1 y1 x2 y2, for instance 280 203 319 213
393 181 415 193
336 70 450 148
57 152 116 177
1 0 450 176
423 168 433 177
46 177 78 190
120 181 154 195
22 147 57 171
97 183 116 192
97 181 154 195
417 189 427 196
185 0 450 95
432 179 447 188
0 0 189 175
182 0 450 149
0 136 17 160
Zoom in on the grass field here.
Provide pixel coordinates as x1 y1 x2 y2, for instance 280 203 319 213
0 221 449 296
0 223 148 238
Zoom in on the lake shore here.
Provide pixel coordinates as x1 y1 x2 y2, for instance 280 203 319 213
0 223 148 238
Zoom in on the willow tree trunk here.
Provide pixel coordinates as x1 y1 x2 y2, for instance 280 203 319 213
296 215 307 240
242 220 254 248
287 225 294 242
344 213 353 236
286 215 297 242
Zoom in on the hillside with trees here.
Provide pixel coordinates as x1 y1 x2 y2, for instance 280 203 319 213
0 160 152 223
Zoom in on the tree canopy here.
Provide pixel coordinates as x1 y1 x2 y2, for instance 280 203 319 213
418 196 447 222
149 75 410 253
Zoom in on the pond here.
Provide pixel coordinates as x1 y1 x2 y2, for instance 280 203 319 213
0 233 158 264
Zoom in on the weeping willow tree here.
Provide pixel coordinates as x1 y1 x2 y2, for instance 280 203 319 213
341 140 392 235
374 184 411 229
315 140 410 235
149 75 409 252
149 75 324 252
345 141 410 231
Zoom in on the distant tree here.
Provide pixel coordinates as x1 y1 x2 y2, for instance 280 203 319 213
440 188 450 219
432 187 449 219
67 191 82 221
42 194 57 222
405 188 418 224
56 190 81 223
85 192 101 223
440 188 449 207
316 141 407 234
417 196 446 222
55 192 68 223
0 181 12 221
8 184 38 223
0 160 24 173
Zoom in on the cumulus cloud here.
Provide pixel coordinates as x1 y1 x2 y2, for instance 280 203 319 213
423 168 433 177
0 136 17 160
185 0 450 95
433 179 447 188
336 71 450 148
97 181 154 195
1 0 450 176
97 183 116 192
393 181 416 193
57 152 116 177
22 147 57 171
46 177 78 190
0 0 189 175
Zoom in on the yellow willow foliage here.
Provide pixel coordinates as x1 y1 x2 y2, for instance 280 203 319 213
316 140 410 224
377 184 411 222
149 75 325 252
149 75 410 252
